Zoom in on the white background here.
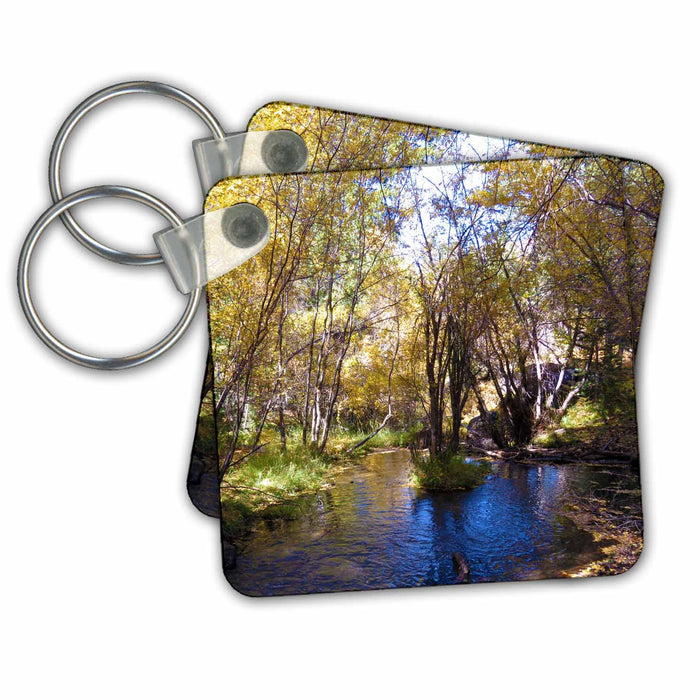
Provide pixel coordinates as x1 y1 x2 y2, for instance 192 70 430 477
1 2 697 698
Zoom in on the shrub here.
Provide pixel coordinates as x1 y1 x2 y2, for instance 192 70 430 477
410 452 490 490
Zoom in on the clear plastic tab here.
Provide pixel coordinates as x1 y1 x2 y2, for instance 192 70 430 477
193 130 308 192
154 204 269 293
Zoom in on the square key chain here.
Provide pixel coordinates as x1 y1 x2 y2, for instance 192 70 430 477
201 153 661 595
186 103 661 594
17 82 663 597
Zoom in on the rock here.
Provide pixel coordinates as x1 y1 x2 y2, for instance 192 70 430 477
467 411 498 436
467 411 501 449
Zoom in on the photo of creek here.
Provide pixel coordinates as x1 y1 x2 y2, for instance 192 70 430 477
225 450 642 596
186 104 660 596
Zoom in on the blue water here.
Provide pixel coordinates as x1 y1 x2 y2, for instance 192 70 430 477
226 450 638 596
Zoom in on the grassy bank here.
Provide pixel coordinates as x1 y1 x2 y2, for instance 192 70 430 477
220 427 419 541
221 447 335 540
410 451 491 490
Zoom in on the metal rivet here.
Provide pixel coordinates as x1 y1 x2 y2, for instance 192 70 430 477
222 203 269 248
261 130 308 172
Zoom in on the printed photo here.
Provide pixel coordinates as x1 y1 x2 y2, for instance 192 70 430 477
203 110 661 595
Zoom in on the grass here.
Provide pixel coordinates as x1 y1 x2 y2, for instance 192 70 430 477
531 396 639 454
219 424 438 540
560 398 605 430
532 429 574 448
286 425 423 454
365 426 423 448
410 451 491 491
531 400 605 447
220 446 333 540
232 448 331 493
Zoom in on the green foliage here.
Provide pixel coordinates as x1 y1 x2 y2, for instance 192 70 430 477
319 425 423 455
284 424 417 453
220 446 332 540
532 430 572 448
322 430 373 457
260 501 313 522
410 452 490 491
221 499 255 541
597 368 637 421
532 398 605 447
219 424 420 540
364 425 423 448
532 390 638 453
228 447 331 496
561 398 604 430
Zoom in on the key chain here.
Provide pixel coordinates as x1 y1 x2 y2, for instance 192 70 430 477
19 81 308 369
17 80 663 596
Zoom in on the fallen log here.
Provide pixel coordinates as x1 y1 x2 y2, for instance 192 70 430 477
463 444 635 465
464 445 509 459
452 552 471 582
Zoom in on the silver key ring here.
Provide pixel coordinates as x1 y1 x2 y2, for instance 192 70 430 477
48 81 226 266
18 185 202 370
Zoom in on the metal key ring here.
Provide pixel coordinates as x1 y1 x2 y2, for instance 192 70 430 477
49 81 226 266
18 185 202 370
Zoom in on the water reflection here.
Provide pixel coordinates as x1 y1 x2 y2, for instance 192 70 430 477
226 450 640 596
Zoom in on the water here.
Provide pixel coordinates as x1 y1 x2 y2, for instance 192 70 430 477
226 450 640 596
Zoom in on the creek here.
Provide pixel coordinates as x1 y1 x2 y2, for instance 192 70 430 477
226 449 640 595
